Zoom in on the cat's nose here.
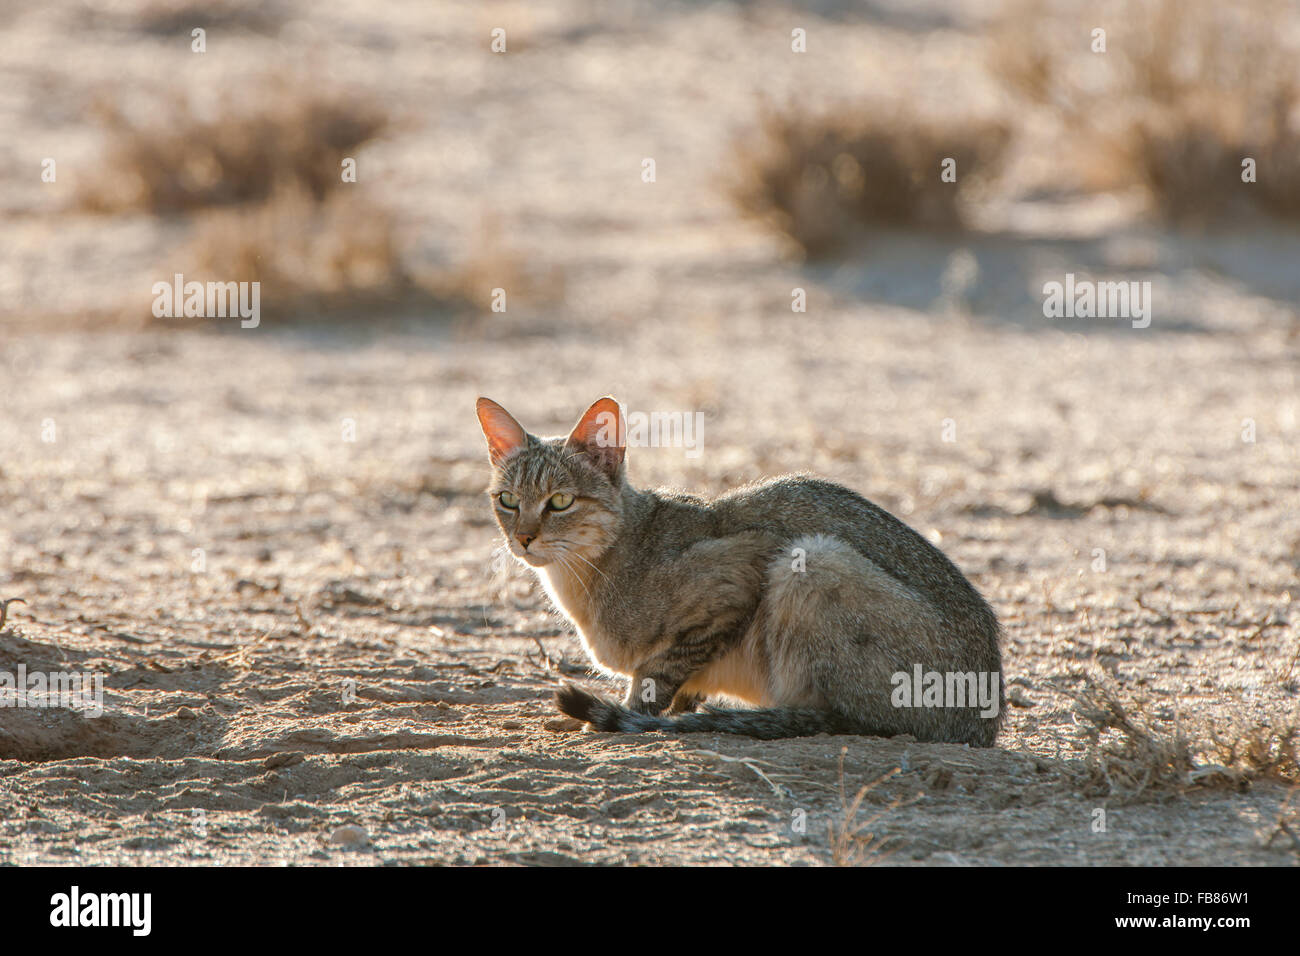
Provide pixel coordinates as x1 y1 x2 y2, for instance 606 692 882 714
516 532 536 550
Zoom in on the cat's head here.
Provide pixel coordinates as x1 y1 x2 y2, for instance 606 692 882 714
475 396 627 570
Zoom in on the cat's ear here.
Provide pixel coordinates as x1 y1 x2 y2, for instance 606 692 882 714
476 397 528 466
565 396 626 480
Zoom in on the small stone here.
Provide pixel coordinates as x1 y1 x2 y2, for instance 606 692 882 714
263 751 306 771
544 717 584 733
501 720 524 730
1009 687 1035 708
176 706 198 719
329 825 369 847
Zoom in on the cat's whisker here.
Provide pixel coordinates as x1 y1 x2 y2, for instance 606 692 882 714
547 538 610 582
565 549 613 586
549 540 641 619
553 551 594 602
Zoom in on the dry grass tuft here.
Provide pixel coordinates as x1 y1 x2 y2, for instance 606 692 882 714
1068 678 1197 801
166 188 533 324
79 81 388 214
1069 674 1300 802
991 0 1300 223
76 72 546 325
730 105 1009 257
828 751 911 866
1266 788 1300 852
1209 721 1300 785
174 188 429 321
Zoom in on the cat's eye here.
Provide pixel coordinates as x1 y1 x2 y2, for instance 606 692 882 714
548 492 575 511
498 491 519 509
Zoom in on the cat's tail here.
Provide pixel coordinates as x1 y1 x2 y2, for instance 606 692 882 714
554 684 882 740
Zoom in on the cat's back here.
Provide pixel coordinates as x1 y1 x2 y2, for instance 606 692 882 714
709 473 896 532
638 474 916 549
628 474 989 609
705 474 996 624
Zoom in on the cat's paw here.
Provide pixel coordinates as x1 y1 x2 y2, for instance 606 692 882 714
669 693 705 714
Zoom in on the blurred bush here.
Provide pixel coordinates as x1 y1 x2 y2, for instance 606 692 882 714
729 105 1009 257
991 0 1300 224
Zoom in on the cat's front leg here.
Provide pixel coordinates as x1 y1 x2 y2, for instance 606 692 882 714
624 627 736 715
668 691 705 714
623 672 683 716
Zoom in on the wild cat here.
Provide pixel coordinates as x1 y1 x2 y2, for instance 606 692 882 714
476 396 1004 746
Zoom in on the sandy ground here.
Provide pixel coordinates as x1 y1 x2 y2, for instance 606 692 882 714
1 0 1299 865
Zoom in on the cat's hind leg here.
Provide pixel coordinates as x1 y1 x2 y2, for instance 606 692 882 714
758 533 996 745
